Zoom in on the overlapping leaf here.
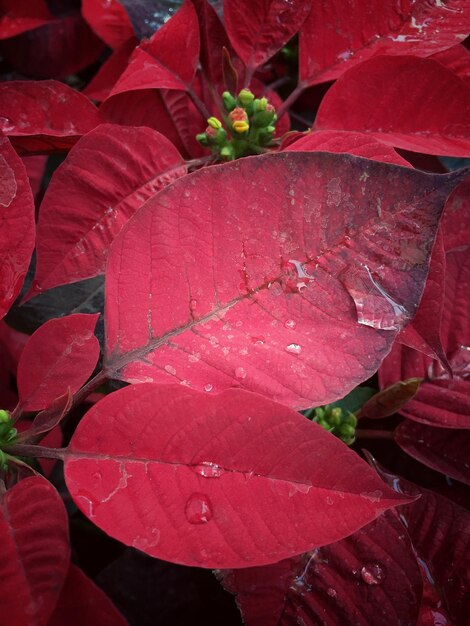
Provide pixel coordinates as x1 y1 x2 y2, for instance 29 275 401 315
81 0 134 49
0 0 53 39
105 152 466 408
64 383 409 568
26 124 186 298
315 56 470 157
0 136 35 320
16 313 100 412
0 476 70 626
299 0 470 86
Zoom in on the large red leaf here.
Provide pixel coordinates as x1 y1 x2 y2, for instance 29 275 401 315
16 313 100 412
64 383 408 568
224 0 311 78
104 152 466 408
0 476 70 626
0 81 102 155
374 461 470 625
299 0 470 86
315 56 470 157
218 511 422 626
26 124 186 298
84 38 138 102
0 0 53 39
431 43 470 80
0 136 35 320
22 155 46 198
395 420 470 485
284 129 412 166
48 564 128 626
81 0 134 49
380 244 470 427
106 0 199 97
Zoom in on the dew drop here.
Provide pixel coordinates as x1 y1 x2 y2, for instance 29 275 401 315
192 461 224 478
184 493 213 524
164 364 176 375
251 335 265 345
285 343 302 355
204 383 213 392
361 563 386 585
235 367 247 379
285 319 297 329
189 298 198 311
327 587 337 598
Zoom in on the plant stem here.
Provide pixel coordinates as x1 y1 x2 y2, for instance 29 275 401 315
356 429 395 440
187 86 211 120
69 369 109 412
277 82 306 118
4 443 66 460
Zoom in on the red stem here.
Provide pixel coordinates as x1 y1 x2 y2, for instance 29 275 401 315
277 82 307 118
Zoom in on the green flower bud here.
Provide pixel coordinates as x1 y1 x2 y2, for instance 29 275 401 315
222 91 237 112
254 97 268 112
344 412 357 427
252 107 276 128
196 132 209 146
0 409 10 423
206 126 228 145
238 88 255 107
314 407 325 420
207 117 222 130
220 145 235 160
338 423 356 438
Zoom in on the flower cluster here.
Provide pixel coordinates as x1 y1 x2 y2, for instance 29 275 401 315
310 405 358 445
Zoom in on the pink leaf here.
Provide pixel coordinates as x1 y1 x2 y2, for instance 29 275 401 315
0 136 35 320
0 81 102 155
284 129 412 166
0 476 70 626
47 564 128 626
105 152 466 408
0 0 53 39
299 0 470 86
107 1 199 97
17 314 100 412
224 0 312 77
64 383 409 568
315 56 470 157
218 511 422 626
395 420 470 485
26 124 185 298
81 0 134 49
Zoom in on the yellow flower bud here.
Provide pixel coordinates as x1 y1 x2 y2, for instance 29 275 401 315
207 117 222 129
232 120 250 133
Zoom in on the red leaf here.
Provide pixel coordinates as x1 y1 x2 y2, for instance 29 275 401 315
26 124 185 298
64 383 408 568
82 0 134 49
218 512 422 626
430 43 470 80
441 178 470 251
373 461 470 625
104 152 466 408
0 0 53 39
0 476 70 626
395 420 470 485
84 38 138 102
224 0 312 78
17 314 100 412
284 129 412 167
107 1 199 97
299 0 470 86
47 564 128 626
0 81 102 155
22 155 46 198
0 136 35 320
315 56 470 157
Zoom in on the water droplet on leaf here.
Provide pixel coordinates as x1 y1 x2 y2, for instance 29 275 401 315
204 383 213 392
191 461 224 478
361 563 386 585
285 343 302 355
285 319 296 329
185 493 213 524
235 367 247 379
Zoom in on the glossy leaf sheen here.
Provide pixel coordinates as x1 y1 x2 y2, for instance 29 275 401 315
299 0 470 86
315 56 470 157
27 124 185 297
0 136 35 320
105 152 466 408
224 0 312 72
218 512 422 626
64 383 408 568
17 313 100 411
0 81 101 154
48 564 128 626
0 476 70 626
395 420 470 485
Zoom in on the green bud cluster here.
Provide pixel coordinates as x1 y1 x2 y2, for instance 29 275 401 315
310 405 357 445
0 410 17 471
196 88 278 160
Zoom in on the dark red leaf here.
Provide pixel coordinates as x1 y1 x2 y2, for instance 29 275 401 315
0 81 102 155
218 511 422 626
160 89 206 159
315 56 470 157
105 152 466 408
373 460 470 625
358 379 422 420
224 0 312 78
82 0 134 49
0 476 70 626
47 564 128 626
441 178 470 251
16 313 100 412
431 43 470 80
64 383 409 568
22 155 46 198
299 0 470 86
284 129 412 166
0 136 35 320
107 1 199 96
26 124 185 298
83 38 138 102
395 420 470 485
0 0 53 39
